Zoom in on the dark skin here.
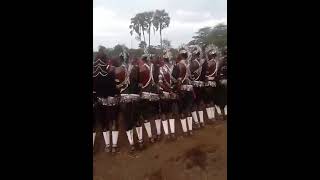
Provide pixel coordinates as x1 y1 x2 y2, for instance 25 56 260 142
158 57 177 120
137 57 148 89
176 53 192 119
105 58 117 83
174 53 187 90
204 52 218 109
161 57 181 121
190 52 201 80
208 53 217 61
137 56 160 128
180 53 188 60
190 52 206 112
152 56 161 121
108 60 119 131
98 58 120 132
158 58 172 93
204 53 217 81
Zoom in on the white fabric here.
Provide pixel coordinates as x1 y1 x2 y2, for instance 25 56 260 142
198 111 204 124
224 105 227 115
211 107 216 118
144 122 152 138
162 120 169 135
112 131 119 147
169 119 175 133
215 105 222 115
187 117 193 131
93 133 96 147
102 131 110 147
180 119 187 132
155 119 162 135
206 108 212 119
136 126 143 141
126 130 134 145
191 111 199 124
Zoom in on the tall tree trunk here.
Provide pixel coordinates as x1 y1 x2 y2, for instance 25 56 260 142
142 30 146 43
160 26 162 49
148 24 151 48
139 25 142 41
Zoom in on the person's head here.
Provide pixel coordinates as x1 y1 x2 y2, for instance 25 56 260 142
141 54 149 63
163 53 170 63
119 53 125 64
175 54 182 63
208 50 217 60
98 46 105 54
181 53 188 60
119 52 129 64
110 56 121 67
153 56 162 66
130 57 138 65
191 45 201 59
205 44 219 60
96 46 108 63
163 49 172 63
179 50 188 60
192 51 200 60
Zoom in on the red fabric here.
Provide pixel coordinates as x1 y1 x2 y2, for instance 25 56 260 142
115 66 126 83
139 63 151 87
158 58 165 66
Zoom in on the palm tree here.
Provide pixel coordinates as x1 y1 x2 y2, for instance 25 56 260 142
129 13 147 43
129 16 141 40
152 9 170 49
144 11 154 48
137 13 147 43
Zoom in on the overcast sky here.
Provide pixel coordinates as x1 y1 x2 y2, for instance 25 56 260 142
93 0 227 50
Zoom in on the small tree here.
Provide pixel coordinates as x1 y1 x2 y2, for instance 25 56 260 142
162 39 171 49
138 41 147 49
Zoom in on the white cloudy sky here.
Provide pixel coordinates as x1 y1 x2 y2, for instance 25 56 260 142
93 0 227 50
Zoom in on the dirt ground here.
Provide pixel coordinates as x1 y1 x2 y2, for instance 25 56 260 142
93 116 227 180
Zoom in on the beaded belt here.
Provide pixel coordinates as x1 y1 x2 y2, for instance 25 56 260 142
98 96 119 106
141 92 160 101
160 91 171 100
120 94 140 103
219 79 227 86
204 81 217 87
160 91 178 100
191 81 204 87
180 85 193 91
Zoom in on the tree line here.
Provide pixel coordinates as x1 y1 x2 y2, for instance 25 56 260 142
94 9 226 60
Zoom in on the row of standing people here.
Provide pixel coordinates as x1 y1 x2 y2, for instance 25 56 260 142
93 44 227 154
